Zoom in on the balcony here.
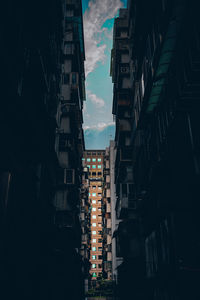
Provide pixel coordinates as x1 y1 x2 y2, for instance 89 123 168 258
56 168 75 186
116 196 137 218
58 132 74 151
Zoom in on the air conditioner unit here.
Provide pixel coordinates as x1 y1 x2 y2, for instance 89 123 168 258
120 66 129 74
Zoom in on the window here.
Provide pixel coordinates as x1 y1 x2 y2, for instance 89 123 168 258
97 158 101 162
92 165 96 169
92 273 97 277
92 215 96 219
97 152 101 155
62 74 70 84
92 231 96 235
65 31 73 41
98 247 102 251
98 264 102 268
82 158 85 161
92 200 96 204
98 223 102 227
92 247 96 251
92 193 96 197
98 186 102 190
92 158 96 162
92 186 96 189
98 239 102 243
92 223 96 227
98 255 102 259
98 193 101 197
92 208 96 212
92 152 96 155
98 231 102 235
87 165 90 169
92 264 96 268
92 239 97 243
92 172 96 176
87 158 91 162
87 152 91 155
63 43 74 55
97 172 102 176
92 255 96 260
97 165 101 169
98 208 101 212
71 72 78 85
66 9 74 17
89 193 91 196
98 200 101 204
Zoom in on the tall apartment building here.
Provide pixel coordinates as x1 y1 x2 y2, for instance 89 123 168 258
108 141 123 286
102 147 112 280
111 1 200 300
83 150 105 285
80 166 91 293
0 1 86 299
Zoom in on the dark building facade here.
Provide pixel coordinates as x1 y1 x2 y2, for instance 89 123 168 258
111 1 200 300
0 0 85 299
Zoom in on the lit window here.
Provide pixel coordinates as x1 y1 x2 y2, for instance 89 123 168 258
92 215 96 219
89 193 91 196
98 187 101 190
92 231 96 235
92 239 96 243
92 273 97 277
92 193 96 196
97 165 101 169
92 247 96 251
98 193 101 197
87 165 90 169
82 158 85 161
92 264 96 268
92 158 96 162
92 165 96 169
92 255 96 260
92 223 96 227
98 223 101 227
97 158 101 162
92 208 96 212
92 200 96 204
87 158 91 162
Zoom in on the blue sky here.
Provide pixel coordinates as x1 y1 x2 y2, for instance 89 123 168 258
82 0 127 149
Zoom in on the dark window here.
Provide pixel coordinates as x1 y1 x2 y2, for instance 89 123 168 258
62 73 69 84
98 239 102 243
122 184 127 197
92 172 96 176
97 172 102 176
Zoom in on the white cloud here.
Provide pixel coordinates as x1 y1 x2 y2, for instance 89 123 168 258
83 121 114 131
83 0 123 77
87 90 105 107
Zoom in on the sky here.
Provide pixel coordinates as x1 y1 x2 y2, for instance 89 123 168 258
82 0 127 149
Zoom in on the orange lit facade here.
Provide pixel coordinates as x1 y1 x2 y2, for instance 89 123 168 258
83 150 105 280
